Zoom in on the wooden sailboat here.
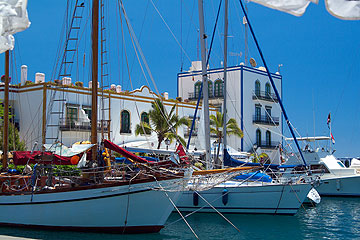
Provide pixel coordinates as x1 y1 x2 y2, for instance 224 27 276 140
0 0 189 234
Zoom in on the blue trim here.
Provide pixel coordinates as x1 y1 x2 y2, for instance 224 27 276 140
241 66 244 151
178 65 281 79
177 73 179 97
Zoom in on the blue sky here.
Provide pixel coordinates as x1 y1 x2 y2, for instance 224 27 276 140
1 0 359 157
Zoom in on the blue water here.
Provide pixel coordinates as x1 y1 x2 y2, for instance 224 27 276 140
1 197 359 239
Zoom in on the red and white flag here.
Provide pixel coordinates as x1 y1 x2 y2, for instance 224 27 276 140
331 132 335 144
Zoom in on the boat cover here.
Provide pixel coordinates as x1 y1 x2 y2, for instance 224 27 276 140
224 150 304 170
12 151 74 165
233 171 272 182
224 149 279 170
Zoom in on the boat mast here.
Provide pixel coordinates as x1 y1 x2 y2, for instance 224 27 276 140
222 0 228 167
91 0 99 160
2 50 9 169
197 0 211 169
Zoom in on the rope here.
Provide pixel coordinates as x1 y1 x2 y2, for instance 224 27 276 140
156 178 199 240
195 190 240 232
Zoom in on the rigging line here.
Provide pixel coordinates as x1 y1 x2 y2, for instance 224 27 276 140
156 179 199 239
180 0 183 71
195 190 240 232
183 0 197 62
238 0 307 166
117 1 155 148
186 0 222 149
149 0 192 64
128 0 151 78
119 1 185 148
222 88 267 161
254 91 305 160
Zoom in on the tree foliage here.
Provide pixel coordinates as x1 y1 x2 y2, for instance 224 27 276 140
210 111 243 166
0 102 26 151
135 99 189 149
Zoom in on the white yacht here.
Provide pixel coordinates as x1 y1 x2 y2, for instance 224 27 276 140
177 180 312 215
285 148 360 197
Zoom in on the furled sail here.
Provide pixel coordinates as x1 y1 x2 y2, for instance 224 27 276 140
0 0 31 53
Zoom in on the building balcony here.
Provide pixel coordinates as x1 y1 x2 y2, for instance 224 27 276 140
252 91 278 103
59 118 109 132
188 92 224 100
254 141 279 149
253 115 279 126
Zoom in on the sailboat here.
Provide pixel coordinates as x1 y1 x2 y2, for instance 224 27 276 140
176 0 313 215
0 0 190 234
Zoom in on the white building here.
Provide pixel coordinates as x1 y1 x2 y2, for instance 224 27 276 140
0 78 216 151
178 61 283 162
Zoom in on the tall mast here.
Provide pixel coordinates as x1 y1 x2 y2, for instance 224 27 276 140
244 4 248 66
2 50 9 169
223 0 228 167
91 0 99 160
197 0 211 169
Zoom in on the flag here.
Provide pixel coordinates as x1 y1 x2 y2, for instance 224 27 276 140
327 113 331 127
0 0 31 53
325 0 360 20
331 132 335 144
249 0 313 16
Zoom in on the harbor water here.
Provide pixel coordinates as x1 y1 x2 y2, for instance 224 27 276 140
0 197 359 239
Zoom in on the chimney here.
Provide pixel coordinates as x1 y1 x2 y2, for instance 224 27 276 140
164 92 169 100
21 65 27 85
35 72 45 83
62 77 71 85
116 85 122 93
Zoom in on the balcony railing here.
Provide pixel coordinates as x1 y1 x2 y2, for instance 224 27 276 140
254 141 279 149
253 115 279 126
188 92 224 100
252 91 278 102
59 118 109 131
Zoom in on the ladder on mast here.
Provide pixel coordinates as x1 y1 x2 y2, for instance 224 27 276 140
100 0 111 140
45 1 85 144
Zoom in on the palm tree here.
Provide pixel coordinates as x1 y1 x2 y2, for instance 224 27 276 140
210 111 243 167
135 99 189 149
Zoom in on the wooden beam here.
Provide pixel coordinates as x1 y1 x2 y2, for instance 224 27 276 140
2 50 9 169
91 0 99 160
42 85 47 150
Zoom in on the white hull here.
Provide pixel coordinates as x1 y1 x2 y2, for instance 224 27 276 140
0 179 181 233
177 181 312 215
316 175 360 197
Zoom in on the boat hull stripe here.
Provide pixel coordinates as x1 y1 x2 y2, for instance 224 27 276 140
0 188 152 205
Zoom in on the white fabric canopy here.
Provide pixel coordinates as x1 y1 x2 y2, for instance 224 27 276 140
325 0 360 20
250 0 312 16
44 143 94 157
0 0 30 53
250 0 360 20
